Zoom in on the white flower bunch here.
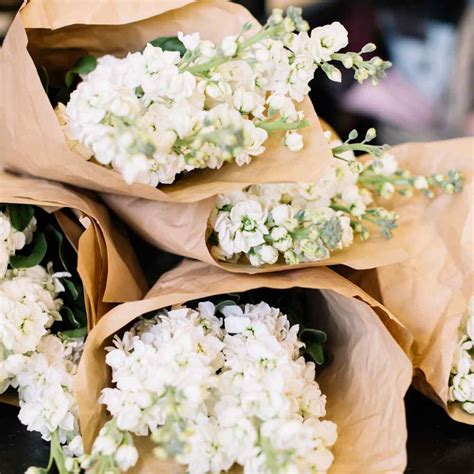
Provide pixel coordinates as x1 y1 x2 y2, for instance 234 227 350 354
61 7 390 187
0 210 36 278
210 129 464 267
90 301 336 473
448 298 474 414
0 264 66 393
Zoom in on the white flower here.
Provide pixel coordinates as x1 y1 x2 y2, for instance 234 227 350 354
284 131 304 151
414 176 428 190
449 298 474 413
114 444 139 470
302 22 349 62
220 36 238 57
178 31 201 51
378 153 399 175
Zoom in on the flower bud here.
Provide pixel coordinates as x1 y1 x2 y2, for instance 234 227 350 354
284 131 304 152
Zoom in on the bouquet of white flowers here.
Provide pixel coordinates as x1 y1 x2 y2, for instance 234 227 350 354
0 172 146 472
3 0 366 201
105 129 463 272
76 259 412 473
56 7 389 189
449 298 474 414
353 137 473 424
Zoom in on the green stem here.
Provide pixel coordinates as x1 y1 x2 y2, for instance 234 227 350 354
256 118 309 132
50 430 68 474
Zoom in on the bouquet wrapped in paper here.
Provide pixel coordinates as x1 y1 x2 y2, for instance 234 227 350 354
105 127 464 273
351 138 473 424
1 0 394 202
70 260 412 474
0 171 146 462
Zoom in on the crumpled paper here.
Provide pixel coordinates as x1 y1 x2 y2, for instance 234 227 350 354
352 137 473 424
77 259 412 473
0 0 332 202
0 172 146 327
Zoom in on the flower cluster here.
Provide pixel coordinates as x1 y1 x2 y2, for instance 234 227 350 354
448 298 474 414
61 7 390 187
0 206 87 473
0 210 36 278
90 301 336 473
209 130 464 266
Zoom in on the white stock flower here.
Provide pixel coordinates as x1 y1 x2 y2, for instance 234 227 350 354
284 131 304 151
97 302 336 473
449 298 474 414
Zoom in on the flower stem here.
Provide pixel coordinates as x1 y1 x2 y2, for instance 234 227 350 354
256 118 309 132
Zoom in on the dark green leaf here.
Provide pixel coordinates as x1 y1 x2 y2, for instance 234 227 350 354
6 204 34 231
10 232 47 269
70 55 97 75
61 306 81 328
37 65 49 94
299 328 327 344
148 36 186 56
64 55 97 90
47 225 70 272
63 279 79 300
305 342 325 365
61 326 87 339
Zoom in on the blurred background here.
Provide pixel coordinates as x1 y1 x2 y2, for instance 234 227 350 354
1 0 473 145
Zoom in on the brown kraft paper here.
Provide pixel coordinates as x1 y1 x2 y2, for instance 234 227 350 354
353 137 473 424
77 259 412 473
0 172 147 327
0 0 333 202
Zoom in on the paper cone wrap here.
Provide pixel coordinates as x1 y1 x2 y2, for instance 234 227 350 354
77 259 412 473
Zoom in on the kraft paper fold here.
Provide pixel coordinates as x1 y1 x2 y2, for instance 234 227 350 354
358 137 473 424
1 0 332 202
0 172 146 327
77 259 412 473
104 136 462 275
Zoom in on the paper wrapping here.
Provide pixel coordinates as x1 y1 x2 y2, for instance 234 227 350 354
77 259 412 473
0 0 332 202
353 137 473 424
103 130 452 275
0 172 146 327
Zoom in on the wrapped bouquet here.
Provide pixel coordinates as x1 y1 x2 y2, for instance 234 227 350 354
351 138 473 424
1 0 391 201
74 260 411 473
0 172 145 471
105 128 463 272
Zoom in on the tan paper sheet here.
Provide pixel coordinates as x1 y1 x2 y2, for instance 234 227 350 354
0 172 146 326
1 0 332 202
77 259 411 473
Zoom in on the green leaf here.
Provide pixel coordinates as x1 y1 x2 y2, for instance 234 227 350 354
61 306 81 328
6 204 34 231
37 65 49 94
10 232 47 269
305 342 325 365
70 55 97 75
148 36 186 56
299 328 327 344
64 55 97 89
63 279 79 300
61 326 87 339
47 225 71 272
